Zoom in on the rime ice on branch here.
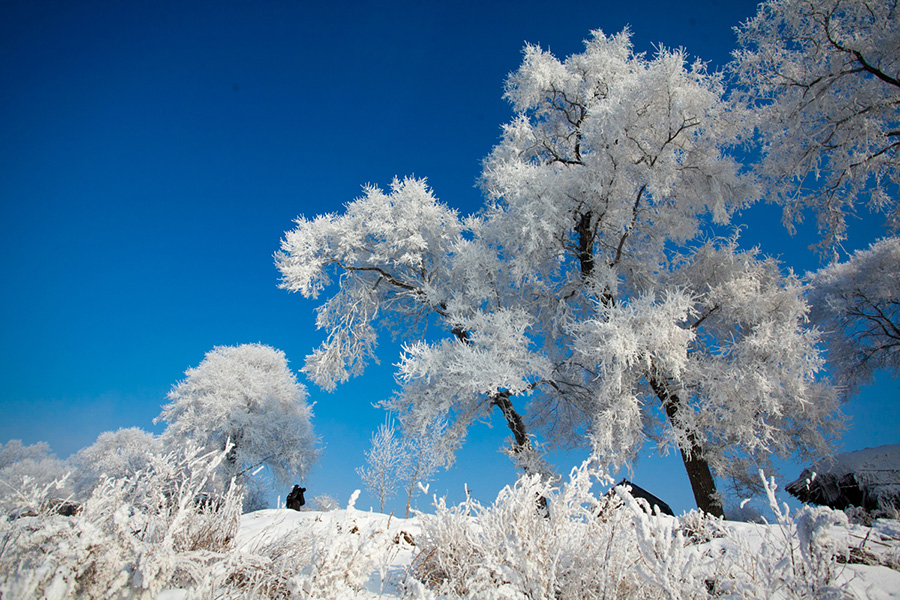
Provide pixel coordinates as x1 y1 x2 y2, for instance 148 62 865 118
731 0 900 251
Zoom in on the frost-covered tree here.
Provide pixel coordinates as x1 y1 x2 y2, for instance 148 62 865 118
399 418 446 518
68 427 160 499
357 418 447 515
566 239 839 504
275 174 547 477
732 0 900 251
807 236 900 396
0 440 54 469
357 420 405 512
0 440 69 513
278 29 841 515
156 343 318 506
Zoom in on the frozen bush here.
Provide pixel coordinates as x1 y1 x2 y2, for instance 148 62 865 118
206 491 406 599
679 508 728 544
413 463 664 599
0 443 241 599
699 472 852 599
413 465 856 600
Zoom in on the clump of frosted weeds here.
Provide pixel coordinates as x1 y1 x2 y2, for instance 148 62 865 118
412 465 857 600
205 490 408 599
678 508 728 545
0 443 241 599
2 449 410 600
413 462 669 599
699 471 853 599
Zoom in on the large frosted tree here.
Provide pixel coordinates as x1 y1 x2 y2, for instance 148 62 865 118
278 30 841 515
156 343 318 504
732 0 900 251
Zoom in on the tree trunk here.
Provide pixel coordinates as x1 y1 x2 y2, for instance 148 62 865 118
674 440 722 517
453 328 545 479
575 211 595 280
491 392 542 475
491 391 549 514
649 376 724 517
453 323 548 511
572 200 720 514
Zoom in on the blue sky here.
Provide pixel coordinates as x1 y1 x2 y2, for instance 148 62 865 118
1 0 896 515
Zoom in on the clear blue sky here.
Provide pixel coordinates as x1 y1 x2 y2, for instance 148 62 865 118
1 0 896 515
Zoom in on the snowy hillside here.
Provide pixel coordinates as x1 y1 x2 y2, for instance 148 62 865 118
3 450 900 599
226 507 900 599
192 496 900 599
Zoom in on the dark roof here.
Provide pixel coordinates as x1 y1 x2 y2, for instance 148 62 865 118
786 445 900 511
618 479 675 516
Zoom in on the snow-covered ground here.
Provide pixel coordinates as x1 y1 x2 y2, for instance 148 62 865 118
235 508 421 598
216 503 900 599
841 520 900 599
6 452 900 599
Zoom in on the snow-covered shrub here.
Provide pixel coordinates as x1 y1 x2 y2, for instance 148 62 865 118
0 439 70 514
620 488 709 600
413 463 663 599
679 508 729 544
207 491 406 599
701 472 852 599
413 465 856 600
0 443 241 599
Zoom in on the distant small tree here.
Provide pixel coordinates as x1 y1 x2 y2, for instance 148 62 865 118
0 440 69 513
732 0 900 251
399 419 446 518
357 418 447 516
356 420 404 513
68 427 160 499
807 237 900 397
156 343 318 508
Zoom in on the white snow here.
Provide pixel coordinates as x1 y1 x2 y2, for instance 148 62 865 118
235 508 422 598
219 506 900 599
813 445 900 479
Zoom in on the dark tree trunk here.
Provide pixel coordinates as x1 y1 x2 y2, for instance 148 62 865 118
575 211 595 280
491 391 530 457
674 440 723 517
492 390 549 513
571 196 721 515
452 329 544 480
650 376 724 517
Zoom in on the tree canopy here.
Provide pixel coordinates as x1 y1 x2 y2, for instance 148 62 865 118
807 236 900 397
278 29 846 515
156 343 319 501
